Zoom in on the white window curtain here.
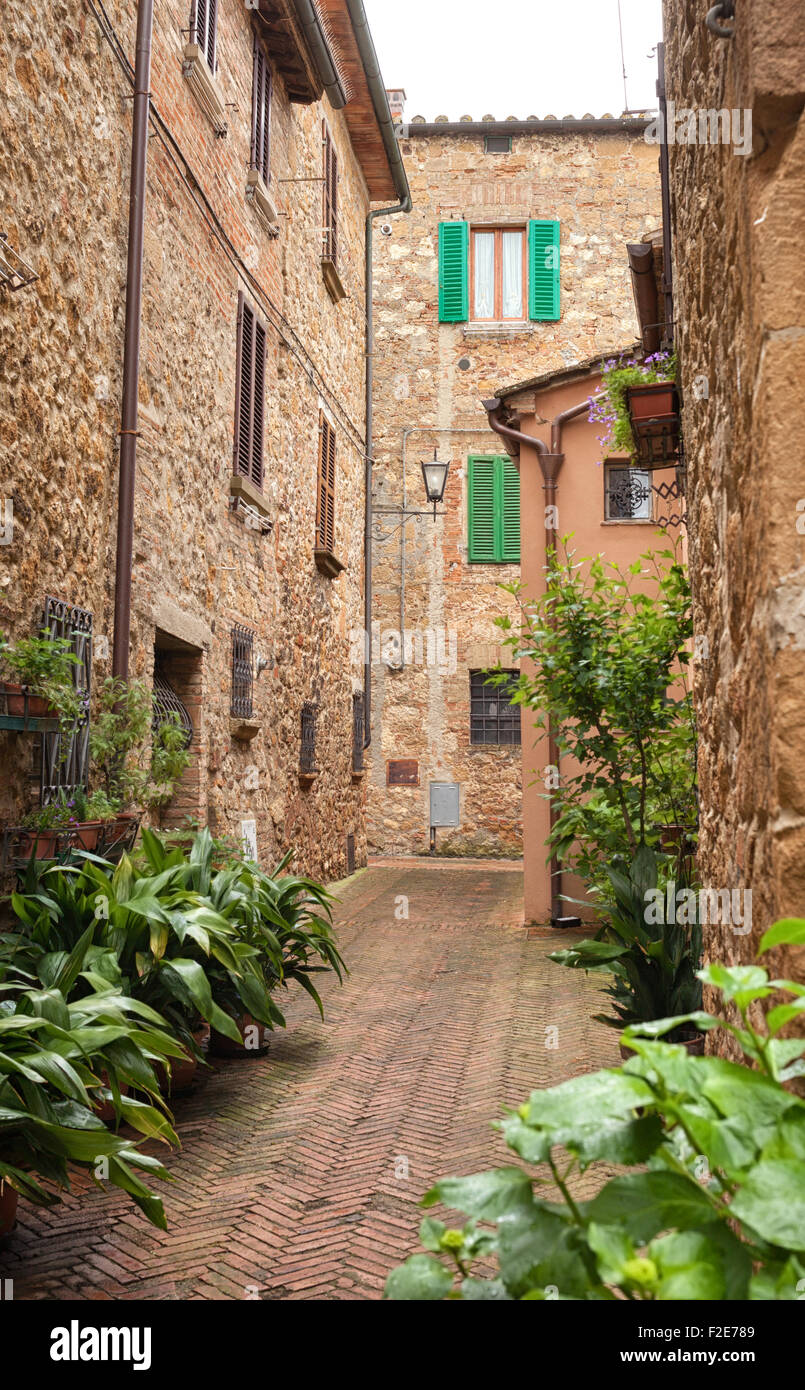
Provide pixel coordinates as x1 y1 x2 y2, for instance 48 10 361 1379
474 232 495 319
501 231 523 319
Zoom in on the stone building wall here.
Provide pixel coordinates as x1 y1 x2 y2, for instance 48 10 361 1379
369 121 661 857
0 0 383 883
661 0 805 996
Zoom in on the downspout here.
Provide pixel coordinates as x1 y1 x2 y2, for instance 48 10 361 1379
483 396 588 926
113 0 154 682
351 0 412 749
626 242 661 356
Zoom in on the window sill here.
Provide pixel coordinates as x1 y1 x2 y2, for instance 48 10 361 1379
246 169 281 238
299 770 319 788
182 45 228 137
230 474 270 514
315 549 346 578
600 518 657 526
230 719 260 743
463 321 537 338
321 257 347 303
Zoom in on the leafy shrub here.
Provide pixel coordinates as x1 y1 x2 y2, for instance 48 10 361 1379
496 541 696 901
385 920 805 1302
549 847 702 1037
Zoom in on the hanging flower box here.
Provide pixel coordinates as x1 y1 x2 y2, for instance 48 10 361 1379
626 381 681 467
589 351 680 470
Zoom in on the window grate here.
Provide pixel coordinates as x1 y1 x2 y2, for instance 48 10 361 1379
300 701 317 775
152 662 193 748
40 597 92 805
605 464 652 520
231 625 255 719
352 693 365 772
470 671 521 746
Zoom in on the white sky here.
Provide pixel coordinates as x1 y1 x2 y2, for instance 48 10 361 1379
363 0 663 120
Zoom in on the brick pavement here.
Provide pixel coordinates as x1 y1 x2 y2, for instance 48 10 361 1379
2 860 620 1300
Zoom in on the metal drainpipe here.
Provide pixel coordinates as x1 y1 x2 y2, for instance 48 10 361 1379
290 0 347 108
112 0 154 682
483 396 588 925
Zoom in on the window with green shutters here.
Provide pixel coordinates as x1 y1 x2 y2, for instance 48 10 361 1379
438 221 469 322
438 219 560 323
528 219 561 320
467 455 520 563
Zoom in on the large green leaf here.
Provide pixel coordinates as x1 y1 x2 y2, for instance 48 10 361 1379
422 1167 534 1220
585 1172 714 1240
730 1161 805 1250
384 1255 454 1301
758 918 805 955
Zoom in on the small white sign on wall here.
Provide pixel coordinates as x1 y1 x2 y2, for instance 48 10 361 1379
240 819 258 863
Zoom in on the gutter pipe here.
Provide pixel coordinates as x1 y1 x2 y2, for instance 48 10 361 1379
113 0 154 682
403 117 650 138
290 0 347 108
483 396 588 926
627 242 661 356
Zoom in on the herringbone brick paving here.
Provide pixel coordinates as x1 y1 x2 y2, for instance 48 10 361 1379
2 860 620 1300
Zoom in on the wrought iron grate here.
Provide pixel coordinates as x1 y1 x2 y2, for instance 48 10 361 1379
152 662 193 748
352 693 364 773
231 625 255 719
470 671 521 746
605 465 652 520
300 701 318 775
40 597 92 806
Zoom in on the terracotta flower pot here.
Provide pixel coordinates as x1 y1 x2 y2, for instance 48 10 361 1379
2 682 55 718
94 1074 129 1127
0 1181 18 1238
626 381 678 420
156 1025 209 1096
210 1013 270 1059
75 820 104 852
17 829 61 860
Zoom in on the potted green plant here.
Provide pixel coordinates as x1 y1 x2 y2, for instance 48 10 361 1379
549 846 704 1054
589 351 678 465
17 795 78 860
89 677 191 839
0 629 82 733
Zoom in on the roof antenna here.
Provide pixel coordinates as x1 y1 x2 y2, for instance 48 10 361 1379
617 0 630 114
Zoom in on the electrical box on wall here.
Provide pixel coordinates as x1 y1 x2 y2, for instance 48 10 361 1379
429 782 460 828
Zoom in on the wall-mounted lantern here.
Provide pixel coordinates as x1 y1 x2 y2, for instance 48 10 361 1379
374 451 450 541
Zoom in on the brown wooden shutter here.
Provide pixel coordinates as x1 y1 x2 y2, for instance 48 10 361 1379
316 412 336 554
322 122 338 266
234 292 265 490
251 39 271 183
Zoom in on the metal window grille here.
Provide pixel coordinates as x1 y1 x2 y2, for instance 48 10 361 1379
40 598 92 805
605 464 652 520
469 671 521 746
346 832 355 874
231 625 255 718
152 661 194 748
300 701 317 774
352 693 364 772
322 121 338 265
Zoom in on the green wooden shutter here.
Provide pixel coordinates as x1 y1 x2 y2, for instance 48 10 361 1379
467 457 497 561
528 219 560 321
438 221 469 322
500 456 521 561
